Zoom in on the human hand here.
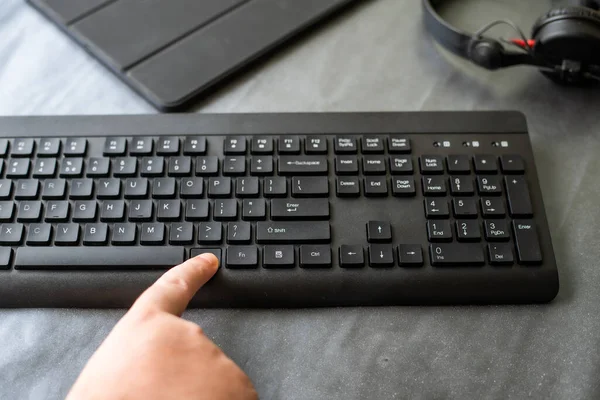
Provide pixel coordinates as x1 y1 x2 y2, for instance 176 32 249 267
66 253 258 400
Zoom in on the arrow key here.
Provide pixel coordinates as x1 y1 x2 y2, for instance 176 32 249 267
339 245 364 268
367 221 392 243
398 245 423 267
368 244 394 268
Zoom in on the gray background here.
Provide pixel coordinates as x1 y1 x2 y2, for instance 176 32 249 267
1 0 599 399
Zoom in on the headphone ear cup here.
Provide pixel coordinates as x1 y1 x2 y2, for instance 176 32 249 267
531 6 600 38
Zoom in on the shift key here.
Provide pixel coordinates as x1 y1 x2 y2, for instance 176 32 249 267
256 221 330 243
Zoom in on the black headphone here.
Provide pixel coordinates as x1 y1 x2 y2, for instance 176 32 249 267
423 0 600 85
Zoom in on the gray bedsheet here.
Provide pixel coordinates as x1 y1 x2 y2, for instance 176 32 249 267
1 0 600 399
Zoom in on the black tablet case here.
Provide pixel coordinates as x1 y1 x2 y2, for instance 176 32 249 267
28 0 360 112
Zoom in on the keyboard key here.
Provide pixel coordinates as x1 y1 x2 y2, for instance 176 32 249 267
422 176 446 196
26 224 52 246
505 176 533 217
236 177 259 198
112 223 137 245
0 180 12 200
368 244 394 268
55 223 79 245
364 177 388 197
157 137 180 155
185 200 209 221
427 220 452 242
112 157 137 178
17 201 42 222
59 158 83 177
103 137 127 156
0 202 14 222
97 178 121 199
69 179 94 199
12 139 35 157
278 156 328 175
141 157 164 177
42 179 66 199
477 176 502 195
157 200 181 221
488 243 514 266
447 155 471 174
450 176 474 195
429 244 485 266
251 137 274 154
208 177 232 198
424 198 449 219
223 157 246 176
15 247 183 269
335 137 357 154
198 222 222 244
453 198 477 218
339 245 364 268
362 156 386 175
398 245 423 267
140 223 165 245
336 177 360 197
15 179 39 200
224 137 246 155
391 178 416 197
72 201 97 222
456 220 481 242
250 156 273 175
256 221 330 244
180 178 203 198
263 245 295 268
513 220 542 265
500 155 525 174
226 246 258 269
124 178 149 199
389 156 413 174
0 248 11 269
420 156 444 174
100 200 125 222
152 178 176 199
129 200 153 222
367 221 392 243
474 155 498 173
33 159 56 178
242 199 266 221
38 138 61 157
300 245 331 268
0 139 7 157
278 136 300 154
130 137 153 155
83 223 108 246
6 159 30 178
335 156 359 175
87 158 110 177
484 220 510 241
481 198 505 218
0 224 24 245
271 199 329 220
227 222 252 244
213 199 237 221
361 137 384 153
168 157 192 176
263 177 287 198
183 137 206 155
169 223 194 245
196 156 219 176
291 177 329 197
305 136 327 154
388 137 410 154
64 138 87 156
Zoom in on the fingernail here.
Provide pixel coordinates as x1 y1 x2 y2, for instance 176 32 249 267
196 253 218 267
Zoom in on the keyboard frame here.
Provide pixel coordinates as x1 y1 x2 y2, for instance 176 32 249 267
0 112 559 308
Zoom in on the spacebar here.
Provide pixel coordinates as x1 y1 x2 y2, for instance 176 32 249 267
15 247 184 270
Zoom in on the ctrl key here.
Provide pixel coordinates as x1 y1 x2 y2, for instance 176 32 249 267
300 245 331 268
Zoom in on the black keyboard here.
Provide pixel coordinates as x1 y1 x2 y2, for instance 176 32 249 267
0 112 559 307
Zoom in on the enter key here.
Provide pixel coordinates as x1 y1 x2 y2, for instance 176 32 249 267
271 199 330 220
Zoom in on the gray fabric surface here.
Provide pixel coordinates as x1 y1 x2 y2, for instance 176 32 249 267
1 0 599 399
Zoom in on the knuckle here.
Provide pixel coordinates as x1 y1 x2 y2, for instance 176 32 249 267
159 274 191 295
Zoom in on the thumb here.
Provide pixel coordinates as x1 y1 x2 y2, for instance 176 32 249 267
131 253 219 316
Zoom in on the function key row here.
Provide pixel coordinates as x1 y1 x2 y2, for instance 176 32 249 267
0 138 87 158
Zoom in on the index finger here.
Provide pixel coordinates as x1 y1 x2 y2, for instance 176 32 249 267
131 253 219 316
